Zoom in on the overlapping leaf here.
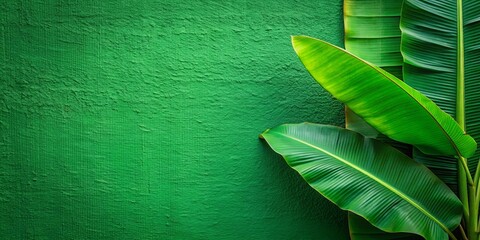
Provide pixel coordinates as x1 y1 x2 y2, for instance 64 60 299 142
261 123 462 240
292 35 476 158
401 0 480 177
344 0 403 78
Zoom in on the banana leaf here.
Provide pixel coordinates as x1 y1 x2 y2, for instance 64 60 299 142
344 0 403 78
261 123 462 240
401 0 480 187
291 35 476 158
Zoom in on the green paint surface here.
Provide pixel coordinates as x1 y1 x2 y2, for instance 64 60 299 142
0 1 347 239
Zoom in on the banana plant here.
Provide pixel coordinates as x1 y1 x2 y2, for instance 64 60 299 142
260 1 480 239
402 4 480 240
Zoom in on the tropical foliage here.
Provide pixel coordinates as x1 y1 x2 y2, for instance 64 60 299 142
260 1 480 240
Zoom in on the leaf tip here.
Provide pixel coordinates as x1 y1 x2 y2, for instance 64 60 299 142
291 35 309 49
460 134 477 158
259 129 270 139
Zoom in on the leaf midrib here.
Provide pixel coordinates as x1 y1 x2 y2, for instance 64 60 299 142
274 131 451 236
296 37 463 157
456 0 465 130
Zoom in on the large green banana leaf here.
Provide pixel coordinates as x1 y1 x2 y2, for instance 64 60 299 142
344 1 414 238
401 0 480 181
344 0 403 78
291 35 476 158
260 123 462 240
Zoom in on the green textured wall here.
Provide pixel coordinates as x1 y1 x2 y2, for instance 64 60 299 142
0 1 347 239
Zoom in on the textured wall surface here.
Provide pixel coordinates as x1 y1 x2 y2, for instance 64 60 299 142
0 1 347 239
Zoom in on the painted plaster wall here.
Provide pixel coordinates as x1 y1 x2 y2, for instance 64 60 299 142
0 1 347 239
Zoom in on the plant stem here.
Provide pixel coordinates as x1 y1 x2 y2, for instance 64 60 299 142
460 159 470 220
454 0 478 238
456 0 465 131
478 213 480 232
474 160 480 237
474 159 480 187
455 0 474 237
458 155 477 240
469 179 478 240
460 157 475 188
477 178 480 202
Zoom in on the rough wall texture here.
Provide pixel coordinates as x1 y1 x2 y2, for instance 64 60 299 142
0 1 347 239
